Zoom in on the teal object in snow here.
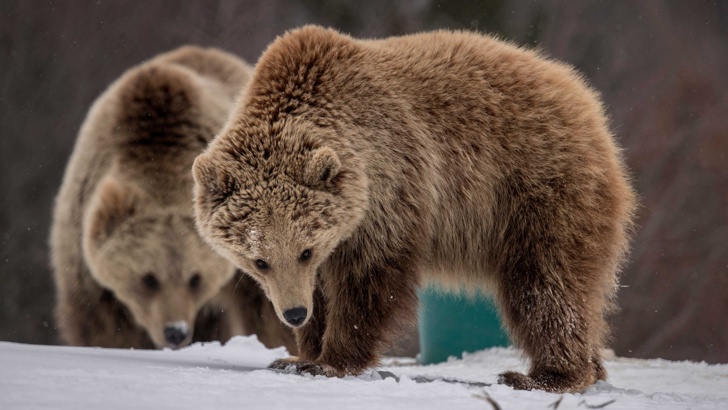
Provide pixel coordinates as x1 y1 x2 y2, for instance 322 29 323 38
418 288 510 365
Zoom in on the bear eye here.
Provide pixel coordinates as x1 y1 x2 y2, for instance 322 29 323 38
255 259 270 270
299 249 312 261
142 273 159 291
189 273 201 290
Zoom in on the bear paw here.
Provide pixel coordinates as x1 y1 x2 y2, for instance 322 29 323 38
498 370 590 393
268 357 340 377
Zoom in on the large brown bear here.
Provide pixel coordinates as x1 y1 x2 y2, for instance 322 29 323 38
51 46 295 352
192 26 636 393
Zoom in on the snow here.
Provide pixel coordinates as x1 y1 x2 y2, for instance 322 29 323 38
166 320 189 334
1 336 726 410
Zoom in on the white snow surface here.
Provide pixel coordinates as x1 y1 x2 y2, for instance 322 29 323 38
1 336 726 410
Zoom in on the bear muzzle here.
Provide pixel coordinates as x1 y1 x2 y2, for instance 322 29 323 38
163 320 190 347
282 307 308 327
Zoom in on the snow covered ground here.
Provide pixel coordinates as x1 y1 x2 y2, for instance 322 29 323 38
1 336 726 410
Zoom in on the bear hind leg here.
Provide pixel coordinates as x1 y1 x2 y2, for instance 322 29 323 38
495 263 609 393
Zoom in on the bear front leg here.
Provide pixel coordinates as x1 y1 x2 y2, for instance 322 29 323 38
310 259 419 376
268 284 327 371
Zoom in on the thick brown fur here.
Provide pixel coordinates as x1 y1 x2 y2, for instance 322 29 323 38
192 26 636 393
51 46 295 351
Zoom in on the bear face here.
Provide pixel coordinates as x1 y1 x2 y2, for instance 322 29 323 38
192 120 367 328
83 176 234 348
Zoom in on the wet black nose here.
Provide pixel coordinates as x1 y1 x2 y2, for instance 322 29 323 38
164 325 188 346
283 307 308 327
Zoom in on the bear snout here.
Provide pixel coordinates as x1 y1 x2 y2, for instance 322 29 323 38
163 321 190 347
282 307 308 327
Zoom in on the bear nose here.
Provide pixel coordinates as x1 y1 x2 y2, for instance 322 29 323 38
163 321 189 347
283 307 308 327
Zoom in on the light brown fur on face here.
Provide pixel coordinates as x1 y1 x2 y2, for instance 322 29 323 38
81 175 236 348
193 26 636 393
51 46 295 351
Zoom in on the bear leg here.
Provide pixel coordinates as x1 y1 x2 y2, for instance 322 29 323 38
273 258 419 377
495 271 608 393
317 260 419 376
295 284 328 361
268 285 327 371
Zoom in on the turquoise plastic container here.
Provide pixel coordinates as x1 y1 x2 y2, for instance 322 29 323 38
418 288 510 364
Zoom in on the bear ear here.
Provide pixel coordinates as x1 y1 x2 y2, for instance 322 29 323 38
85 177 142 247
193 154 236 204
192 154 214 192
304 147 340 186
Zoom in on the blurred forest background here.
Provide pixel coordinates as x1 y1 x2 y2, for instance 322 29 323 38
1 0 726 363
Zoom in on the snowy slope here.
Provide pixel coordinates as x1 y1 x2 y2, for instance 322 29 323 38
1 336 726 410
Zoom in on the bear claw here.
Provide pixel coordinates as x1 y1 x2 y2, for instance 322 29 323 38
498 371 537 391
498 370 594 394
268 357 339 377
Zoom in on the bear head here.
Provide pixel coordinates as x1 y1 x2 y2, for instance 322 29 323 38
82 176 235 348
192 118 369 328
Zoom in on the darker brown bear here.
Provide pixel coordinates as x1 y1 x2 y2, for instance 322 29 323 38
192 26 636 393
